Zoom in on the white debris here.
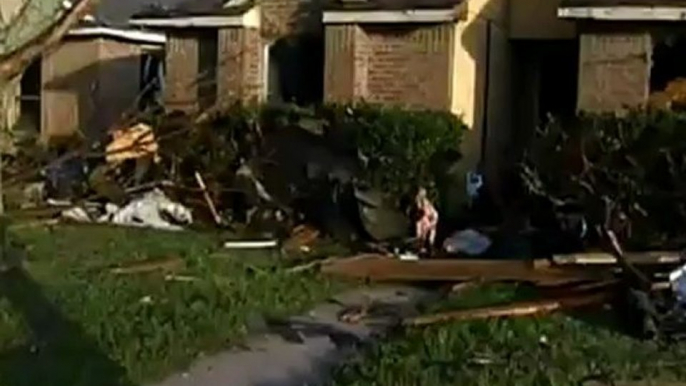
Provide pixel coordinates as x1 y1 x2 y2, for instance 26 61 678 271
670 262 686 305
223 240 278 249
443 229 492 256
99 189 192 231
61 207 92 223
398 252 420 261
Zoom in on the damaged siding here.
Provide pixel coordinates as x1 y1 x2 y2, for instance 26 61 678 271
325 23 454 110
41 37 142 143
41 38 101 141
577 32 652 113
165 32 200 112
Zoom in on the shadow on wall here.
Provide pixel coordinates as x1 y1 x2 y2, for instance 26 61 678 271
0 267 135 386
41 54 143 147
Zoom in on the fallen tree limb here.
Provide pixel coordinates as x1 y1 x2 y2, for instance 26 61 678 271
0 0 97 81
404 291 612 327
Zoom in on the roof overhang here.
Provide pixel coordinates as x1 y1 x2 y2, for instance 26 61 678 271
323 7 465 24
558 6 686 20
130 6 260 28
68 27 167 44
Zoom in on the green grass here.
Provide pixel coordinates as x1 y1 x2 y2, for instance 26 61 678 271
0 223 347 386
331 284 686 386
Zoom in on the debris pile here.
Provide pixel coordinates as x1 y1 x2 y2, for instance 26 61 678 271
319 231 686 342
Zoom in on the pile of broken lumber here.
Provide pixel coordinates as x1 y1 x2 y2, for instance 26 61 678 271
319 245 685 334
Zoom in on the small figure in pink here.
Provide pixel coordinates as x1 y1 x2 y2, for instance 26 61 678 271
414 187 438 253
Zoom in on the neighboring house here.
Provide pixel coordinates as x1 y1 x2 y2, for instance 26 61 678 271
12 0 187 145
322 0 467 111
556 0 686 113
131 0 324 112
129 0 686 199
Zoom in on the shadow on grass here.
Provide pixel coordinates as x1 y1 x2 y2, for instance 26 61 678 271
0 268 135 386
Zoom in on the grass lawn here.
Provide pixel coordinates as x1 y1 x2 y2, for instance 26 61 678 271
0 223 347 386
331 284 686 386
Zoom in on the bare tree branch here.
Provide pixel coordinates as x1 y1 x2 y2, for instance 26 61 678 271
0 0 97 82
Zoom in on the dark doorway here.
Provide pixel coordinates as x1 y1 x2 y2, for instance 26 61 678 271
651 35 686 93
266 34 323 105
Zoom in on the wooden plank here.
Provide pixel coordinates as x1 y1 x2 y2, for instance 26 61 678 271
404 291 612 326
553 251 682 266
321 256 604 286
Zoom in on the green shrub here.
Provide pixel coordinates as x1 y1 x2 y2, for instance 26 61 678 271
319 103 466 200
521 109 686 248
158 103 466 208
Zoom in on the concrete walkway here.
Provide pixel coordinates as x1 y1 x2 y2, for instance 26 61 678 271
150 285 436 386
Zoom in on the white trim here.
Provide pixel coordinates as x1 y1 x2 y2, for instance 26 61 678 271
130 6 260 28
323 8 459 24
558 6 686 21
68 27 166 44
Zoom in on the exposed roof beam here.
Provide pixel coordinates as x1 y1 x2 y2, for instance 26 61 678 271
130 6 259 28
323 8 462 24
68 27 166 44
558 6 686 20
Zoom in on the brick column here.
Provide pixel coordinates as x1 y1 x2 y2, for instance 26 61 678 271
165 32 199 113
324 24 369 103
218 27 264 105
577 32 652 113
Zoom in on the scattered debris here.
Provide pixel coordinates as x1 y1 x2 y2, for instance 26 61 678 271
194 171 222 226
110 256 185 275
669 263 686 305
287 253 385 274
413 187 438 253
443 229 492 256
405 291 612 326
322 255 601 286
397 251 420 261
553 251 682 266
223 240 278 249
106 123 159 164
103 189 192 231
282 224 320 253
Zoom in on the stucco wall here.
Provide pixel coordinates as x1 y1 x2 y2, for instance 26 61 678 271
577 32 651 113
41 37 142 143
509 0 575 39
41 38 100 141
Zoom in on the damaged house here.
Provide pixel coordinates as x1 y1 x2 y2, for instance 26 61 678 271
557 0 686 113
7 0 190 146
130 0 325 111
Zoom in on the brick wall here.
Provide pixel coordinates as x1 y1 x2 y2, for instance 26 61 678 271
258 0 322 37
324 25 366 102
217 27 263 105
165 32 199 112
577 32 652 113
366 24 453 109
324 23 454 110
